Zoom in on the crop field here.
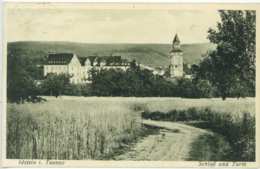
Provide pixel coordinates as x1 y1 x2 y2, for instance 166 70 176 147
44 96 255 116
7 98 142 159
7 97 255 160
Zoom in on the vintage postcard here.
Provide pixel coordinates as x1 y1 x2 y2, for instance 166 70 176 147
1 2 259 168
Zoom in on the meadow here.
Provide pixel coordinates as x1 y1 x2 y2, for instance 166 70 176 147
7 97 255 160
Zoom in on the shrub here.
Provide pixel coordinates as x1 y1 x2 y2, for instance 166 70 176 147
41 73 71 97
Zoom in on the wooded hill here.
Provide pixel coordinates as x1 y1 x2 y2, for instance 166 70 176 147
8 41 215 67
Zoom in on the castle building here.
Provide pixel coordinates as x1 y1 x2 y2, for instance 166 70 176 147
43 53 130 84
43 35 185 84
44 53 84 84
169 34 184 78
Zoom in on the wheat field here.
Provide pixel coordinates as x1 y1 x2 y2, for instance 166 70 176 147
7 98 142 159
7 96 255 160
44 96 255 115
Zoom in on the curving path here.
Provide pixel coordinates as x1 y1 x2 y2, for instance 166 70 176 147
115 120 211 161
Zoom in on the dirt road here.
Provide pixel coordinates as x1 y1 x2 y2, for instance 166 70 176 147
115 120 211 161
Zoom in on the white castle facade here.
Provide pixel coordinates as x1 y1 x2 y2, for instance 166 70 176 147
44 54 130 84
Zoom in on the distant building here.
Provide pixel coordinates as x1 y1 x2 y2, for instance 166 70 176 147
169 34 184 78
44 53 130 84
43 35 188 84
138 64 165 76
44 53 84 84
153 66 166 76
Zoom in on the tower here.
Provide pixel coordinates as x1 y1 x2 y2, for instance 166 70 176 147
169 34 183 78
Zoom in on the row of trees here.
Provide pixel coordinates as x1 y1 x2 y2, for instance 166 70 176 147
39 73 91 97
90 62 214 97
21 62 213 99
6 52 215 102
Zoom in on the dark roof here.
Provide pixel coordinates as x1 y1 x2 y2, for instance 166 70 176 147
78 57 88 66
47 53 74 65
79 56 130 66
173 34 180 43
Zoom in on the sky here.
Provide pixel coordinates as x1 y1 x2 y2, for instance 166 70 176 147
5 6 220 44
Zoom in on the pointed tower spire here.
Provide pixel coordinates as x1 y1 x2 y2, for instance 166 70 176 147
173 34 180 44
169 33 183 78
171 33 182 52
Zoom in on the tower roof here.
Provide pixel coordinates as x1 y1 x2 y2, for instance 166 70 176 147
170 33 182 53
173 34 180 43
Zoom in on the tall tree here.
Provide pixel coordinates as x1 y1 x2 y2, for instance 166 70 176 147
197 10 255 99
7 49 38 103
41 73 71 97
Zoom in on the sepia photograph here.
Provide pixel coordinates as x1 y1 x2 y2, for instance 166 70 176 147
1 2 259 168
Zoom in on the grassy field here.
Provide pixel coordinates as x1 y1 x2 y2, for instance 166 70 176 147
7 97 255 160
7 98 142 159
44 96 255 115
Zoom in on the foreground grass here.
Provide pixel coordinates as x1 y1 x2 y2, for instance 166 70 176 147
7 96 255 160
188 133 231 161
7 100 142 159
43 96 255 115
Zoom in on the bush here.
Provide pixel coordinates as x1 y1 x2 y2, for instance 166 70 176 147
64 84 83 96
40 73 71 97
188 133 232 161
